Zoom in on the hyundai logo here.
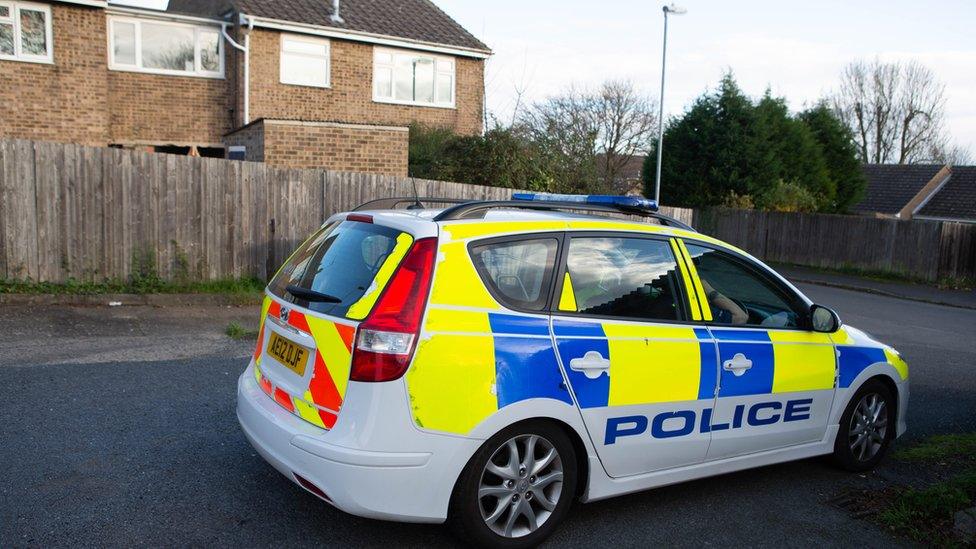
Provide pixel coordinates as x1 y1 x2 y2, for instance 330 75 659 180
279 306 290 323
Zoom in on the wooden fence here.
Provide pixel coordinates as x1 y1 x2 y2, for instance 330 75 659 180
1 138 973 284
0 139 692 283
694 209 976 282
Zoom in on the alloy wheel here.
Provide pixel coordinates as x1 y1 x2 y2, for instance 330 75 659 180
848 392 888 461
477 434 564 538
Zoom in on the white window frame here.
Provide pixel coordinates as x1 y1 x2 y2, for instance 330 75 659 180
107 15 224 79
372 47 455 109
0 1 54 64
279 33 330 88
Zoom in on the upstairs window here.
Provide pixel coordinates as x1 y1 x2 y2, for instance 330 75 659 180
280 34 330 88
0 2 53 63
373 47 455 108
108 16 223 78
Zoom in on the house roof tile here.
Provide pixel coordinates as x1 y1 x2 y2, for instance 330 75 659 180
852 164 943 215
916 166 976 221
162 0 489 52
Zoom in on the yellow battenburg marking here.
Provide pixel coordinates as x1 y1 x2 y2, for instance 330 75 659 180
441 221 567 241
429 241 499 309
293 392 327 428
558 272 578 312
565 220 664 233
346 232 413 320
830 326 857 345
305 316 354 398
677 239 713 321
670 239 702 321
424 308 491 334
255 296 273 366
768 331 836 393
603 324 701 406
884 348 909 380
408 334 497 433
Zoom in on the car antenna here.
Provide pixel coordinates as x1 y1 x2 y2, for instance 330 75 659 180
407 179 424 210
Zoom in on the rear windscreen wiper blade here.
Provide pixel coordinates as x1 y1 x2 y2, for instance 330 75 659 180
286 285 342 303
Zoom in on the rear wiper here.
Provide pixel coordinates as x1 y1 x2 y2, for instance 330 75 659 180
286 285 342 303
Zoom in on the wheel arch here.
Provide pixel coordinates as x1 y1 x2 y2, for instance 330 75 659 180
830 362 904 428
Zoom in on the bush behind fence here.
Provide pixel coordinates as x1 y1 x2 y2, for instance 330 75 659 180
0 139 973 285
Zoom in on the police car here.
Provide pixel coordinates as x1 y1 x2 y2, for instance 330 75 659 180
236 193 908 547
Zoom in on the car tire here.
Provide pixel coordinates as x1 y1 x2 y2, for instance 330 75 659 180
449 420 578 548
832 379 896 472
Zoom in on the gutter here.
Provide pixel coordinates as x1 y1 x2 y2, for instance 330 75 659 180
222 14 254 125
243 14 492 59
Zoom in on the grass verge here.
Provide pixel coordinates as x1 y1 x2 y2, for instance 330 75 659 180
894 433 976 463
0 277 266 296
225 321 260 341
771 262 974 291
840 433 976 546
877 470 976 544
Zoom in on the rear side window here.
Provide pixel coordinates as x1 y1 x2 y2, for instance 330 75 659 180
563 237 684 321
470 238 559 311
269 221 407 317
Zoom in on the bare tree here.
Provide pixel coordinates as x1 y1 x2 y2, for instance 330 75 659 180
832 59 951 164
520 80 658 191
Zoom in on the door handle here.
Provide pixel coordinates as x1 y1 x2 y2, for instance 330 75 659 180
723 353 753 377
569 351 611 379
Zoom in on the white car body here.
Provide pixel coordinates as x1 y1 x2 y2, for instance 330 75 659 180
237 204 909 525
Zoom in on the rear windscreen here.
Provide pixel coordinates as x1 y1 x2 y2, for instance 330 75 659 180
268 221 407 318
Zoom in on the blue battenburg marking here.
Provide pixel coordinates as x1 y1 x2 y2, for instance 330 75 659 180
698 338 718 400
494 336 573 407
556 337 610 409
716 338 775 397
488 313 550 336
709 328 773 342
837 346 887 388
552 319 606 337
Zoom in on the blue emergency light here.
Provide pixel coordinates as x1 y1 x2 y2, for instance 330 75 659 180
511 193 659 212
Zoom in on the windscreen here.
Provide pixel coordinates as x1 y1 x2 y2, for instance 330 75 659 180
268 221 407 318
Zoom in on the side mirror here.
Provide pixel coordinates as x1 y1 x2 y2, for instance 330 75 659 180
810 304 840 333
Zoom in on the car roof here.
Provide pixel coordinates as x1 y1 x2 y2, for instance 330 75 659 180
356 206 713 242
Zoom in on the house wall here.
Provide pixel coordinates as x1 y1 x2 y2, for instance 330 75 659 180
226 120 408 175
0 3 108 146
107 71 235 146
247 29 484 136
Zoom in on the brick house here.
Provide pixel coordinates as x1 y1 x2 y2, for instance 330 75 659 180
0 0 490 175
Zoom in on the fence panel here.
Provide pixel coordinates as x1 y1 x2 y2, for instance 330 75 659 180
1 138 974 284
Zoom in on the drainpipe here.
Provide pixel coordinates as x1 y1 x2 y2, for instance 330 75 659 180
222 14 254 125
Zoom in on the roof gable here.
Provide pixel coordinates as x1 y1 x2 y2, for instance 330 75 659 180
853 164 943 215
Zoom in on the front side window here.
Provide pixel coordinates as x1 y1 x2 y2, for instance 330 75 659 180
269 221 406 318
685 243 805 328
0 2 52 62
280 34 329 88
470 238 559 311
108 16 223 78
373 48 455 108
562 237 684 322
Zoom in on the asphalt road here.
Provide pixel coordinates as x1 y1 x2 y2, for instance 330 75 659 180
2 284 974 548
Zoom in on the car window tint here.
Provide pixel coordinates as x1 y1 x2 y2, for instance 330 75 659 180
684 243 802 328
268 221 404 317
470 238 558 311
564 237 683 321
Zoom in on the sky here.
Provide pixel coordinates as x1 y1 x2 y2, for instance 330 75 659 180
437 0 976 154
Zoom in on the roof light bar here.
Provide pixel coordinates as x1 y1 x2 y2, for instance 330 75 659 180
511 193 659 212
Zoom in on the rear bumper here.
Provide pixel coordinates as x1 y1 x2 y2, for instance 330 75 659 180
236 363 474 523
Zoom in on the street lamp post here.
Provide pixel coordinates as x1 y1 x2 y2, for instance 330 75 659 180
653 3 686 205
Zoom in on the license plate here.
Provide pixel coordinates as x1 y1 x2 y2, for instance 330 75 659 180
267 332 310 376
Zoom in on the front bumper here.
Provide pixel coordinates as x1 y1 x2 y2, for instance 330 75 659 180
236 363 476 523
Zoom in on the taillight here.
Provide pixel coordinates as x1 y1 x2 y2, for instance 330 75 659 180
350 237 437 382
